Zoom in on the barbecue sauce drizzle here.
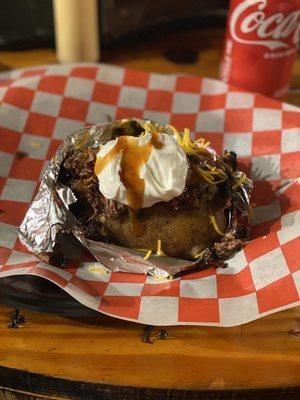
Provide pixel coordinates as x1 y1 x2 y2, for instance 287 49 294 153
95 132 163 236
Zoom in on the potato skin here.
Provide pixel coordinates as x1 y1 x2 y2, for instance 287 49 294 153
103 203 227 259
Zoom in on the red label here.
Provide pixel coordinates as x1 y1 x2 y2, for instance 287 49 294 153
220 0 300 98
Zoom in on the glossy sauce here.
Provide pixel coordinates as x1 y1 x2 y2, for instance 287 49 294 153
151 131 164 149
94 132 164 236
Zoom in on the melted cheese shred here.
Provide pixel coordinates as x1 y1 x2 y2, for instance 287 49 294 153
194 249 206 259
233 172 247 189
164 124 228 186
135 239 165 260
210 215 226 237
195 166 227 185
144 249 152 260
143 121 156 135
156 239 165 256
167 125 210 155
88 265 109 274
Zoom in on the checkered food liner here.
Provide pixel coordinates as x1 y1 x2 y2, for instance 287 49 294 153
0 63 299 326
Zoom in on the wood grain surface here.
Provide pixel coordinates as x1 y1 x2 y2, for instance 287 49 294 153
0 26 300 399
0 304 299 397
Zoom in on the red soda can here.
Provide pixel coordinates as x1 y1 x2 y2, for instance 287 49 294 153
220 0 300 99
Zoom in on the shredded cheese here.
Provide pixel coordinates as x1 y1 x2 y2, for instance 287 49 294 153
195 166 227 185
30 141 42 149
135 248 149 252
233 173 247 189
135 241 166 258
144 249 152 260
88 265 109 274
194 250 206 259
197 168 215 184
167 124 182 144
153 275 168 281
207 165 227 178
144 121 152 134
166 125 210 156
210 215 226 237
194 137 210 148
156 239 165 256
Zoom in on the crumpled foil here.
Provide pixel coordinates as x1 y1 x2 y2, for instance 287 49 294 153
18 118 252 278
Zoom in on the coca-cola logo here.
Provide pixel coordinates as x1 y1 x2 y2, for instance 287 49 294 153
230 0 300 50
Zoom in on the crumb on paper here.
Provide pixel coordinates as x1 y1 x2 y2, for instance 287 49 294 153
30 141 42 149
15 150 29 159
88 264 109 274
152 273 169 281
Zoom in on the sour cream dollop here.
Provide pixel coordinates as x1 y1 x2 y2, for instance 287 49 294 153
94 132 188 209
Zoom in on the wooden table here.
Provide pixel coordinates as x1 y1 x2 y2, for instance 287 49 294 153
0 27 300 399
0 305 299 400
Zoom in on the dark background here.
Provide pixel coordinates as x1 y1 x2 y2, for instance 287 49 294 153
0 0 228 50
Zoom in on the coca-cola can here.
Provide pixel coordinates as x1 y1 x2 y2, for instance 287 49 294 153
220 0 300 99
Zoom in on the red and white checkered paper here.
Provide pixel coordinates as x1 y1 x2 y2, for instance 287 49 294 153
0 63 299 326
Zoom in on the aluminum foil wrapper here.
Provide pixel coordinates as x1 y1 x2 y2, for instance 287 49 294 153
18 118 252 278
